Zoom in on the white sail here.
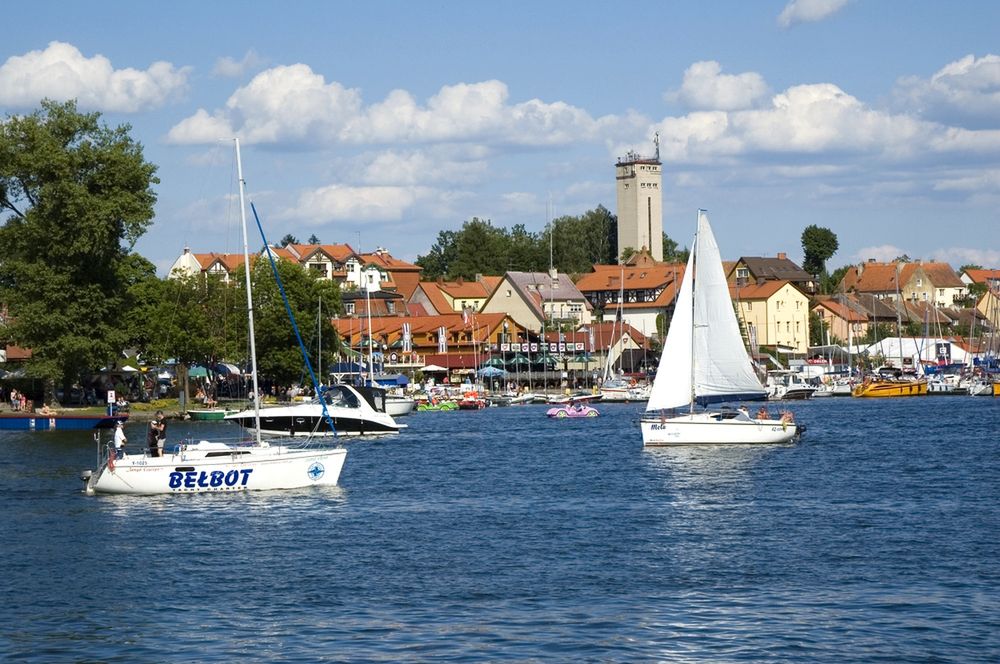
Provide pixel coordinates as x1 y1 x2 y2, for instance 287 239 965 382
645 210 765 412
645 241 694 410
691 211 766 403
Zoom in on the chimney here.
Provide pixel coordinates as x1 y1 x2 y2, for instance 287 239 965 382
456 275 464 285
777 252 786 260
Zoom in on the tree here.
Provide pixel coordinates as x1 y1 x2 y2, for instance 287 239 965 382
801 225 839 276
821 264 852 295
662 232 690 263
0 100 158 400
239 257 342 385
415 229 459 279
308 234 320 245
279 233 299 247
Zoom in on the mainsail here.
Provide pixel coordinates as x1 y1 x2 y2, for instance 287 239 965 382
645 210 766 411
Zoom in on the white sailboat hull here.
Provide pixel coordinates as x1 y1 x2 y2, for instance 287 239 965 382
85 442 347 495
640 412 798 446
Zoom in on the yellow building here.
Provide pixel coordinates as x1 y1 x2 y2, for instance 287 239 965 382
730 280 811 354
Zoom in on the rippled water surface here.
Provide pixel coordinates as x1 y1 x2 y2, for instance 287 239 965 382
2 397 999 662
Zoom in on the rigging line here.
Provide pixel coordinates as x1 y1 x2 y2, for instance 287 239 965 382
249 200 338 440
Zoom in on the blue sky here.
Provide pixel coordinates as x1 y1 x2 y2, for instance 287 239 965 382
3 0 1000 275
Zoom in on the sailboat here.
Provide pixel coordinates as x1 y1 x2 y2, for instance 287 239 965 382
81 139 348 494
640 210 799 446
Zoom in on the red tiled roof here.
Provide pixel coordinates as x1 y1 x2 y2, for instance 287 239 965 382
812 298 867 323
730 280 788 300
414 282 456 315
841 261 963 293
963 268 1000 285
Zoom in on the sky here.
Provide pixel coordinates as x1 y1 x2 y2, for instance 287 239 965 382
3 0 1000 275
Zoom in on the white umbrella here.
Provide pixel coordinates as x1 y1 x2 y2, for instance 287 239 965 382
422 364 448 372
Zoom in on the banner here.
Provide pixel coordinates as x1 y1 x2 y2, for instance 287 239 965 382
401 322 412 353
438 326 447 353
589 327 595 352
500 343 510 352
529 343 538 353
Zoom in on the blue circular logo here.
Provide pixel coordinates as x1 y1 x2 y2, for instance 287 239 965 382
307 462 325 481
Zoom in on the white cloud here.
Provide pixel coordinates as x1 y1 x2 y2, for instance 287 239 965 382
361 148 489 186
213 50 266 78
930 247 1000 267
168 64 362 145
283 184 432 223
893 54 1000 129
853 245 908 263
168 68 609 147
653 82 959 164
0 41 189 112
931 169 1000 193
666 61 769 111
778 0 850 29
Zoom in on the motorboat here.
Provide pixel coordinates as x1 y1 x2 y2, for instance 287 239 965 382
225 384 405 436
766 371 816 400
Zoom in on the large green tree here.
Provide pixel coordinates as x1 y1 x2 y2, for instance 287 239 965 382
239 257 342 386
801 225 839 277
0 100 158 400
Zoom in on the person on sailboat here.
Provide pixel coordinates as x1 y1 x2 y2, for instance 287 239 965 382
113 421 128 457
147 412 165 457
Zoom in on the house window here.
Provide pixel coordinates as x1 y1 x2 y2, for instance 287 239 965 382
506 289 512 297
387 301 395 314
747 301 752 311
345 302 355 315
916 278 923 287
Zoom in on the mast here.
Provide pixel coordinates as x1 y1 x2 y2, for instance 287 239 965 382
689 210 702 413
365 268 375 384
317 296 322 384
235 138 263 446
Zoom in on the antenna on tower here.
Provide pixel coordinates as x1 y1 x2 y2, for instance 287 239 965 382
654 131 660 161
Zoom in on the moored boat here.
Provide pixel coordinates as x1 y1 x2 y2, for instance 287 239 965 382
852 377 928 397
224 384 404 436
187 408 235 421
0 412 127 431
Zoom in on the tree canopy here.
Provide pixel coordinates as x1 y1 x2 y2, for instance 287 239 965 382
800 225 839 276
0 100 159 395
416 206 622 279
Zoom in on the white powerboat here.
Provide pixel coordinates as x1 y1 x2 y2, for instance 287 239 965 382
225 384 405 436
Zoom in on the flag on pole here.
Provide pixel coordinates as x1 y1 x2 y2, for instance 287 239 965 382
438 326 448 353
462 307 471 327
402 322 412 353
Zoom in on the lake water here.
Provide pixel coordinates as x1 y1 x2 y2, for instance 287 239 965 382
1 397 999 662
